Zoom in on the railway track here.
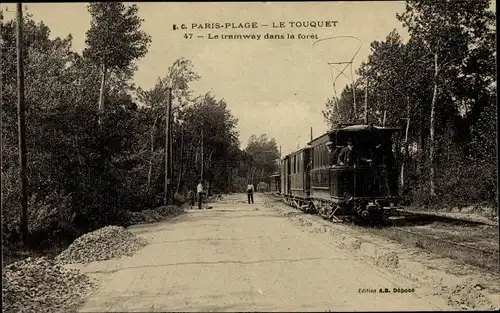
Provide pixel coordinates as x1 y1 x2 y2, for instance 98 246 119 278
382 224 499 272
268 193 499 272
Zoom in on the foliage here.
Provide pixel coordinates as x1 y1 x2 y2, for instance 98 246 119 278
177 93 241 193
83 2 151 71
1 6 255 252
243 134 280 187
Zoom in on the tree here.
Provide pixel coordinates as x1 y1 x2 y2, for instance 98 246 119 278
397 0 496 199
1 13 155 250
136 58 200 190
177 93 240 193
355 31 433 189
245 134 280 184
322 83 367 128
83 2 151 125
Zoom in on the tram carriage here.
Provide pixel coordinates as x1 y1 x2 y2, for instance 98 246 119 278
282 148 312 209
276 123 403 222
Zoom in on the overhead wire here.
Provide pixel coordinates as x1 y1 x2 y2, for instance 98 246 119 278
312 36 363 123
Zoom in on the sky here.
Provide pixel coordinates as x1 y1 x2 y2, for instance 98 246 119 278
3 1 492 155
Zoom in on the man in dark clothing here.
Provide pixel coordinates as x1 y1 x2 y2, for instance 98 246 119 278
196 180 204 210
246 183 254 204
338 140 372 166
326 141 339 167
375 143 396 196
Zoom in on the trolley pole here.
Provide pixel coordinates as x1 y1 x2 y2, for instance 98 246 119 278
17 3 29 245
164 88 172 205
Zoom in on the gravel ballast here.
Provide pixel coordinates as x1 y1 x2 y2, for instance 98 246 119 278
3 206 184 312
55 225 148 264
127 205 185 225
2 257 95 313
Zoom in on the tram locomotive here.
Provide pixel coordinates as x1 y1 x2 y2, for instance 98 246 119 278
277 123 402 222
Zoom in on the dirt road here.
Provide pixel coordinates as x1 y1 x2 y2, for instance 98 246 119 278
76 194 464 312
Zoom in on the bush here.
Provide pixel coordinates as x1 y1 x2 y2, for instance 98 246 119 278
1 167 22 244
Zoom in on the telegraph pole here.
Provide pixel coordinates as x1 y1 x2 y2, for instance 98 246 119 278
364 77 369 124
16 3 29 244
1 8 4 209
164 88 172 205
200 127 204 181
169 91 173 202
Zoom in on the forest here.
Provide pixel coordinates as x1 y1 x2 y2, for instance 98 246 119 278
322 0 496 208
1 1 496 256
1 3 279 253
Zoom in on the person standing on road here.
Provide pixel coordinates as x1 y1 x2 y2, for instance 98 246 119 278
197 180 204 210
246 183 254 204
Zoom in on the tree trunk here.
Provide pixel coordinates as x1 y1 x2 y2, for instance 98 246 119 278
147 117 158 190
400 97 411 190
176 128 184 194
416 127 425 175
98 62 107 126
400 117 411 190
429 52 439 198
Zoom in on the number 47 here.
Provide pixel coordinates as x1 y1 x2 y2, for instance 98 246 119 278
184 33 193 39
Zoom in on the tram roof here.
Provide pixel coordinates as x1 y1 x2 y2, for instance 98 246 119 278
308 124 402 145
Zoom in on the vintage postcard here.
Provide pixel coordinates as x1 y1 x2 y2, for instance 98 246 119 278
1 1 498 312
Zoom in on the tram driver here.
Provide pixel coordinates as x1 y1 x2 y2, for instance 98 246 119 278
338 139 372 166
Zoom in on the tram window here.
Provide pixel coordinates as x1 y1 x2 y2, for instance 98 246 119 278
320 146 325 166
319 146 322 166
319 147 321 166
321 145 325 166
312 148 318 168
312 149 315 168
299 153 302 173
299 153 304 173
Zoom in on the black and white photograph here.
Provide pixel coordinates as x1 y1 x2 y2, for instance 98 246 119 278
1 1 498 312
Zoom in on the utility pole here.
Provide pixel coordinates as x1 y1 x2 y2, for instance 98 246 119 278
169 92 173 202
310 127 313 142
16 3 29 245
351 64 356 123
200 127 204 181
364 77 369 124
164 88 172 205
1 8 4 209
